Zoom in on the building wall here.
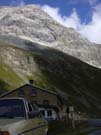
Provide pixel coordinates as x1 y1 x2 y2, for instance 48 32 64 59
2 85 59 107
1 85 66 119
34 89 58 106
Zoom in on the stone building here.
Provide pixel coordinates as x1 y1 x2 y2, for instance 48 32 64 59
0 84 66 120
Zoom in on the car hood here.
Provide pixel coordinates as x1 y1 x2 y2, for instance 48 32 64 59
0 118 23 127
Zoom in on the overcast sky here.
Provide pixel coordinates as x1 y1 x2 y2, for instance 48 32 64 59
0 0 101 44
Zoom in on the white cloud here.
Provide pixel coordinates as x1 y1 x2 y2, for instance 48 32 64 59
79 4 101 44
88 0 98 6
10 0 25 6
19 0 25 6
42 5 80 30
42 5 101 44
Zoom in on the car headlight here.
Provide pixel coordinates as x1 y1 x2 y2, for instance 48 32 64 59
0 131 10 135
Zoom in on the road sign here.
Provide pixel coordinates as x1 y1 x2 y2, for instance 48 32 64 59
69 106 74 112
69 106 75 128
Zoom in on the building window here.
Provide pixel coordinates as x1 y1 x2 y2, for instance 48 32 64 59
43 100 50 106
30 89 37 97
40 110 45 116
18 90 24 97
47 110 52 117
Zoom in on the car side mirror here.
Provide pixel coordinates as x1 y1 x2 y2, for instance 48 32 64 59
28 111 40 118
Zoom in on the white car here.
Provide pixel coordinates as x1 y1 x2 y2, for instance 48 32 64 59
0 98 48 135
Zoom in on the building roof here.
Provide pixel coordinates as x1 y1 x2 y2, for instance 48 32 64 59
0 84 58 97
0 84 64 105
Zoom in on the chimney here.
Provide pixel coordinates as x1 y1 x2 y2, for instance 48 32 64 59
29 79 34 85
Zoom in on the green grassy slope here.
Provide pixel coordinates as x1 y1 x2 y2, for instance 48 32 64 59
0 41 101 116
0 62 24 92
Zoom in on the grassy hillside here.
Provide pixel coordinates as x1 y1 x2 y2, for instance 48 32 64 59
0 41 101 116
0 61 24 92
31 48 101 116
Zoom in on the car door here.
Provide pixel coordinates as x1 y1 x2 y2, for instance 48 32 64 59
23 102 48 135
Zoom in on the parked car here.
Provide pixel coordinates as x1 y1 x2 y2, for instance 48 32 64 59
0 97 48 135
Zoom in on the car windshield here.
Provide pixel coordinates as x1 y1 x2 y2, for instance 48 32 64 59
0 99 26 118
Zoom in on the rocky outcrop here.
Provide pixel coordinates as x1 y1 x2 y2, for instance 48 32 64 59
0 5 100 68
0 5 101 115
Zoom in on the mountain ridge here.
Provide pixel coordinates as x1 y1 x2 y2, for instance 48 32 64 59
0 5 100 67
0 5 101 116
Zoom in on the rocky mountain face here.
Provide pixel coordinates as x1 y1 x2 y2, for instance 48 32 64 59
0 5 101 116
0 5 101 68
